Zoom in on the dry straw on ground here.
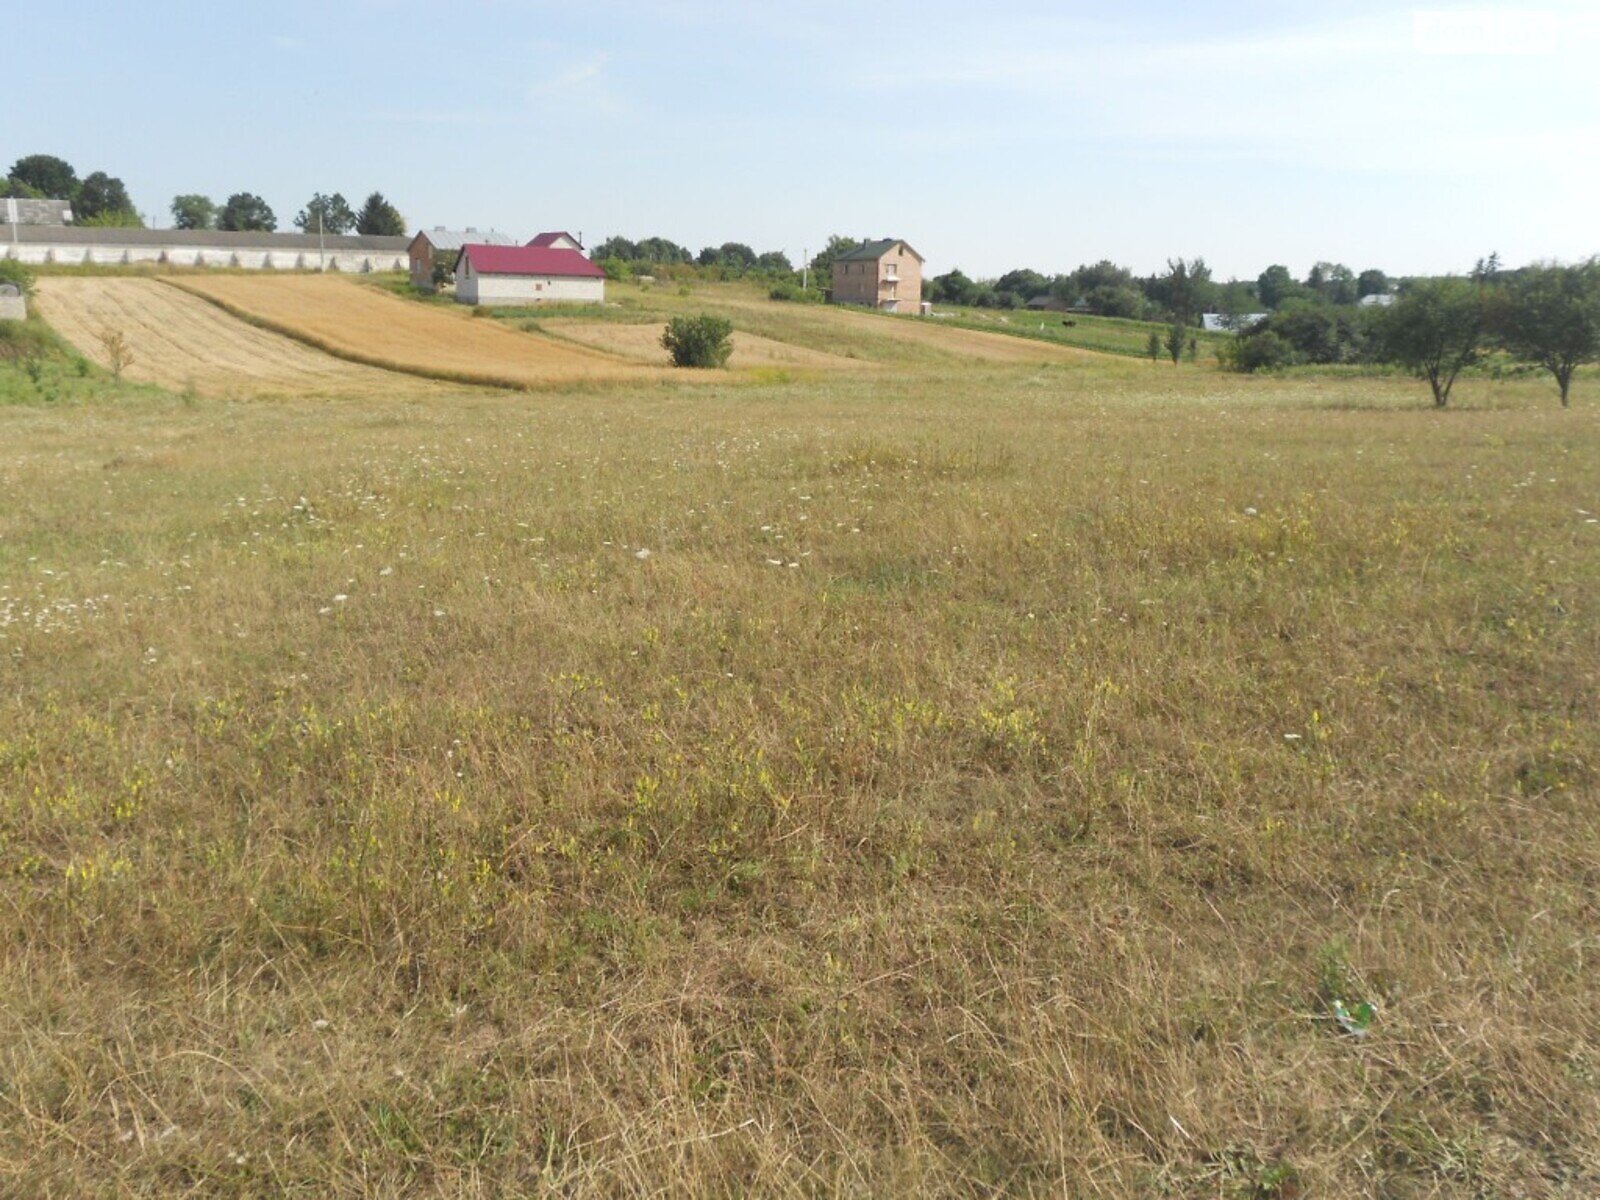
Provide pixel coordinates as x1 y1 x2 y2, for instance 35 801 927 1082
32 277 430 398
169 274 672 390
0 308 1596 1195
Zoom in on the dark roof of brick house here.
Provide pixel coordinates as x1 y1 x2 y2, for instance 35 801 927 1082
835 238 923 263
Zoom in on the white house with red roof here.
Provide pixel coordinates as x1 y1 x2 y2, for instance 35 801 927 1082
454 234 606 305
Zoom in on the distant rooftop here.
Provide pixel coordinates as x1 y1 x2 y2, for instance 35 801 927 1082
412 228 519 252
4 198 73 226
836 238 923 263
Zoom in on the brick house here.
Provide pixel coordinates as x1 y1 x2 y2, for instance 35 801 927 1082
408 227 517 290
830 239 924 313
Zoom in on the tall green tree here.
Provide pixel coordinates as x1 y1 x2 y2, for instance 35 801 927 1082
1154 257 1215 325
218 192 277 232
1379 278 1485 407
74 171 137 223
809 235 860 282
1257 264 1304 309
929 268 979 306
295 192 355 235
170 194 218 230
1356 268 1390 299
1496 259 1600 407
1307 262 1356 305
355 191 405 236
8 154 78 199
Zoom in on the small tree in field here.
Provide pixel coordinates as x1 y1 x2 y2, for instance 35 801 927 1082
98 328 134 382
1496 260 1600 407
661 315 733 368
1146 329 1161 361
1164 323 1186 365
1379 278 1484 407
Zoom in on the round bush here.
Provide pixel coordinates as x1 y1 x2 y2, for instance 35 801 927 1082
661 314 734 368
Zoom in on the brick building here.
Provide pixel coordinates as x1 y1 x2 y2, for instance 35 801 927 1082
831 239 924 313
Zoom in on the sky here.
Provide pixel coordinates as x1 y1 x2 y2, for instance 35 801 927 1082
9 1 1600 281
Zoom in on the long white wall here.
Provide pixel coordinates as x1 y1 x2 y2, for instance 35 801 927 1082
457 273 605 305
0 240 406 272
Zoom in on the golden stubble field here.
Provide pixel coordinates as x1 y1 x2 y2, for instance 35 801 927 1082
32 277 436 399
0 351 1597 1196
170 274 675 389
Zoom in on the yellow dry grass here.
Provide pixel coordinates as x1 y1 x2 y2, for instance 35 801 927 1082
797 307 1101 364
1 357 1596 1196
654 285 1100 365
169 274 674 389
539 319 862 370
31 277 431 398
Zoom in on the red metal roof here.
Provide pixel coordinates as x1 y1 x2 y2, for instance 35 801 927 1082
458 243 605 278
528 231 580 247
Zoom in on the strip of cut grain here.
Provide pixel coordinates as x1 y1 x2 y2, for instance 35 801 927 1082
32 277 429 397
169 275 675 388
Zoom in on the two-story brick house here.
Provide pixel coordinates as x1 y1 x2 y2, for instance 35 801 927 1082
830 239 924 313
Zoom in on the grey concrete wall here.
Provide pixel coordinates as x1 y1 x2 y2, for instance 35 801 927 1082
0 293 25 321
0 241 407 272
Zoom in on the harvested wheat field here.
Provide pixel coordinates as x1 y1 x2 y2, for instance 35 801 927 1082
540 319 862 370
171 275 673 388
32 277 428 398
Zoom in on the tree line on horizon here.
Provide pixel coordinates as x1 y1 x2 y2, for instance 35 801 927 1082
1226 255 1600 408
2 153 405 237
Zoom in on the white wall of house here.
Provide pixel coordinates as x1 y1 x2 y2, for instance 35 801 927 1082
456 269 604 305
0 240 407 272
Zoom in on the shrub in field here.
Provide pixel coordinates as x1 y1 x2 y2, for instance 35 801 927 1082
1221 329 1296 372
661 314 733 368
769 282 821 304
97 327 134 381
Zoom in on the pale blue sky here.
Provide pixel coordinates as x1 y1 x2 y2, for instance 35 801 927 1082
11 2 1599 280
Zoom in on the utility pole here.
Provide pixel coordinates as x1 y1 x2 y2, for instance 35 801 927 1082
801 246 808 292
318 211 326 272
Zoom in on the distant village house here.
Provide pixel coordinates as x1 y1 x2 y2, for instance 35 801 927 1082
454 235 605 306
408 227 517 290
831 239 923 313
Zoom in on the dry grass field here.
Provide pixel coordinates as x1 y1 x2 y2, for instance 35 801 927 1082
538 319 861 370
171 275 670 389
31 277 431 399
519 280 1104 368
1 299 1598 1196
